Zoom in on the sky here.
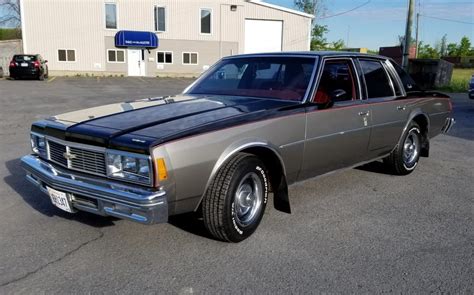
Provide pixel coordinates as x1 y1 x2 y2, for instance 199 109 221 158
267 0 474 50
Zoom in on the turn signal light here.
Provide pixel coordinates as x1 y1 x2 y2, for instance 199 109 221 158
155 158 168 181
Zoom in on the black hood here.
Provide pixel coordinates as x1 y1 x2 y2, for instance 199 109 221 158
33 95 303 153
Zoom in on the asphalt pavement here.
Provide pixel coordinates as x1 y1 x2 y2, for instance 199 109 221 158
0 77 472 293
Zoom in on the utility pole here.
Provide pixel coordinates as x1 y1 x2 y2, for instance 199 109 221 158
402 0 415 70
415 13 420 58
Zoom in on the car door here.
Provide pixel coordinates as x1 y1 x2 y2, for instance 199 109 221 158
299 58 372 180
357 58 409 158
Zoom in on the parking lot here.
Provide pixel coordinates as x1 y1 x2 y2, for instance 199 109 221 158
0 77 472 293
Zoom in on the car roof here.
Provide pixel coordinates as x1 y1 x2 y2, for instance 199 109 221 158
224 51 388 60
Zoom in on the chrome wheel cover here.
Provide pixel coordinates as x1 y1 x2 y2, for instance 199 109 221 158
234 172 263 227
403 129 420 167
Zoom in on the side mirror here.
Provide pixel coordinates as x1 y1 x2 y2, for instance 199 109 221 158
330 89 347 101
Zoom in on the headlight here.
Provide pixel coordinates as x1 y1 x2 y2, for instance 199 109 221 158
30 132 46 157
106 151 151 185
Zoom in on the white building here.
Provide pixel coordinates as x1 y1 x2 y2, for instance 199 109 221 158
20 0 313 77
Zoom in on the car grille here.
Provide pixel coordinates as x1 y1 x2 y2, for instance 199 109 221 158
48 140 67 166
47 139 107 176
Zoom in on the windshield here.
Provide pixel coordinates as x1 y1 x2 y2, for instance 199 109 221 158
14 55 37 62
187 56 317 101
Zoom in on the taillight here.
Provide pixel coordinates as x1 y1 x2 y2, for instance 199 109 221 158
448 99 453 112
9 61 16 67
33 61 40 68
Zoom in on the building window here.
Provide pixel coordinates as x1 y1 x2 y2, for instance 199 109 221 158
157 51 172 64
183 52 198 65
58 49 76 62
105 3 117 29
154 6 166 32
200 8 212 34
107 49 125 63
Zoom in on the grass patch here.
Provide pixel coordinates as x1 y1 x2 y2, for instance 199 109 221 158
438 68 473 93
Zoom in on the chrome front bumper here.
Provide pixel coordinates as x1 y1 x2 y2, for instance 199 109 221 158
442 117 455 133
20 155 168 224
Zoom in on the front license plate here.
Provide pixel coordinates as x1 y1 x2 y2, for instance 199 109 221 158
47 187 74 213
21 63 28 67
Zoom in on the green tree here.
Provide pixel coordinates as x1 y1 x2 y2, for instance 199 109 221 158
330 39 345 51
310 24 328 50
417 42 440 59
456 36 471 56
294 0 327 51
447 43 458 56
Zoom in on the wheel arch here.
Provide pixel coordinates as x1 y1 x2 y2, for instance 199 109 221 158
401 111 430 157
195 139 291 214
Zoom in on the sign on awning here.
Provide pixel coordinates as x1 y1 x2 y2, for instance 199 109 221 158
115 31 158 48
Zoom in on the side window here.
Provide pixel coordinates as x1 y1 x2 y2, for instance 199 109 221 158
359 59 394 99
105 3 117 29
58 49 76 62
391 61 421 92
154 6 166 32
314 60 357 103
157 51 172 64
200 9 212 34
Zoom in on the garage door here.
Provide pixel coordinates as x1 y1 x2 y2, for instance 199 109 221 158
244 19 283 54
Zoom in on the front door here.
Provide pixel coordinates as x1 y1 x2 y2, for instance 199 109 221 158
300 58 371 180
127 49 146 76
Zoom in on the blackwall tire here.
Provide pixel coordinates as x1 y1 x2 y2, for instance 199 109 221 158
384 122 422 175
202 153 269 242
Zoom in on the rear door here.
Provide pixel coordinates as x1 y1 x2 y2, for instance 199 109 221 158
358 58 409 157
300 58 371 179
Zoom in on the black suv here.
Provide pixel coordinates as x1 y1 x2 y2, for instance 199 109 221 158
9 54 49 80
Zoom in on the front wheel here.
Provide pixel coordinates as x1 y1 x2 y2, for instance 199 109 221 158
384 122 422 175
202 153 269 242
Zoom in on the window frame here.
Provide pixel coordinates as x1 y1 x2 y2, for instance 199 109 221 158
312 57 362 104
199 8 213 35
357 58 397 100
104 2 118 30
156 51 173 64
107 49 126 63
182 52 199 65
153 5 167 32
57 49 77 63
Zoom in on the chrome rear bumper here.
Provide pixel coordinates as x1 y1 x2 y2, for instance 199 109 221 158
21 155 168 224
442 117 455 133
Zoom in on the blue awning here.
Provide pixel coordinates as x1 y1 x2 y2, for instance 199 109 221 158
115 31 158 48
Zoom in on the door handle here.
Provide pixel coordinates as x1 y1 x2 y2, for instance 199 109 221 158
358 111 369 116
397 105 406 111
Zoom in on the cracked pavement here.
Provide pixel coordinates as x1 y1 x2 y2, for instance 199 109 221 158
0 77 472 293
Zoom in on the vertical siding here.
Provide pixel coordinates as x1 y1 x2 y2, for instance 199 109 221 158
23 0 106 72
22 0 311 74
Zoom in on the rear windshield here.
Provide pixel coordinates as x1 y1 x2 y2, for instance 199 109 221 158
187 57 316 101
14 55 37 62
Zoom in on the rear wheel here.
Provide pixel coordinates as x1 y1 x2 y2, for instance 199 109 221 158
384 122 422 175
202 153 269 242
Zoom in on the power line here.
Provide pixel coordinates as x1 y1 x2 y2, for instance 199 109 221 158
319 0 371 20
420 14 474 25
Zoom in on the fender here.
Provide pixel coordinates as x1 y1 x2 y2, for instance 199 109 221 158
397 109 430 144
195 138 291 213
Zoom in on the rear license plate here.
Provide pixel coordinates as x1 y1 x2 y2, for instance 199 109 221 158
47 187 74 213
21 63 28 67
